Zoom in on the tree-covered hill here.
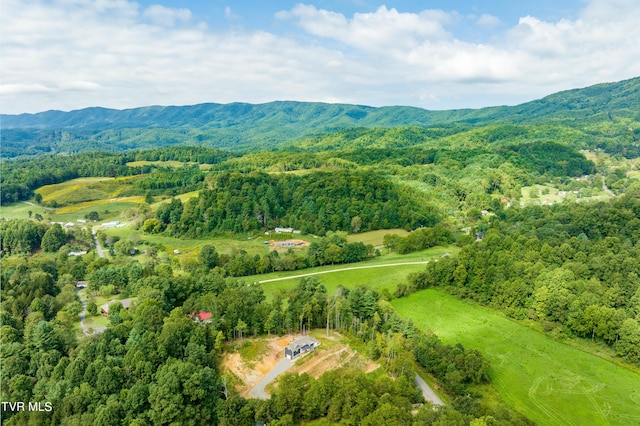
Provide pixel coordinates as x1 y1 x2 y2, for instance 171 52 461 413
2 76 638 157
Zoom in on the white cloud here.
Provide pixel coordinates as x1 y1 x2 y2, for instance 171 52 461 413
278 4 454 54
1 0 639 113
143 4 191 26
476 13 501 28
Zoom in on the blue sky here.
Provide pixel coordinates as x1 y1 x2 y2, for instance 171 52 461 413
1 0 639 113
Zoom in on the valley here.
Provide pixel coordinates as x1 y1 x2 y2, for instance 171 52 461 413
1 77 640 425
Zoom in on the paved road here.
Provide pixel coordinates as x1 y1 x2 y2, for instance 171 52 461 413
92 227 105 258
258 261 430 283
415 373 445 406
249 357 293 399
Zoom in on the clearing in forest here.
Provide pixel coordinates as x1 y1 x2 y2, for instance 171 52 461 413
222 332 378 398
393 289 640 426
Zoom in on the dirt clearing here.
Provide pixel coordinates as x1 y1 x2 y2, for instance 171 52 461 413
222 333 379 398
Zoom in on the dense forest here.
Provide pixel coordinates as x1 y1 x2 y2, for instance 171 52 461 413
150 169 440 236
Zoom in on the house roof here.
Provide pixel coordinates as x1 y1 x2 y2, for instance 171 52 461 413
190 310 212 321
286 336 318 351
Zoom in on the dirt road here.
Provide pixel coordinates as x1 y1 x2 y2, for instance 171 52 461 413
258 261 430 283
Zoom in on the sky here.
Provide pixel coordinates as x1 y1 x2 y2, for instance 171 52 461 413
1 0 639 114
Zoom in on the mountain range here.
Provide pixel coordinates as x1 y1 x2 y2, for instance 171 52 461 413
1 76 638 157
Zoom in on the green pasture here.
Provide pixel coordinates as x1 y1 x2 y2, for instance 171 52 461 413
150 191 200 209
0 202 46 220
346 228 409 246
53 198 144 222
0 198 142 223
629 170 640 179
392 289 640 426
35 176 139 205
247 245 457 300
101 226 281 257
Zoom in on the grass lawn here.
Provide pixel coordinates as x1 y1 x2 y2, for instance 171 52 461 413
346 228 409 246
0 202 47 220
246 245 458 300
392 289 640 426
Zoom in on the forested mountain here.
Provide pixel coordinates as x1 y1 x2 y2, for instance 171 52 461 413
2 77 638 157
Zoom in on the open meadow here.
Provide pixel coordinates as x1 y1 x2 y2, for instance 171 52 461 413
35 176 139 205
392 289 640 426
346 228 409 246
247 245 457 300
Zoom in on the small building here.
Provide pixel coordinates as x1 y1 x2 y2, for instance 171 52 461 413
100 298 133 316
275 227 293 234
475 231 486 242
173 249 181 254
77 219 87 223
277 241 296 247
102 221 120 228
68 250 87 256
75 281 88 289
284 336 319 360
189 310 213 324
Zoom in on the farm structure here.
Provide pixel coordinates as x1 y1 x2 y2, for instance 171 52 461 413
284 336 319 360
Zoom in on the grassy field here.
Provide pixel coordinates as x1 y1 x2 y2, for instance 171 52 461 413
0 202 44 220
0 198 143 223
35 176 139 205
150 191 200 209
246 245 457 300
520 184 611 206
346 228 409 246
392 289 640 426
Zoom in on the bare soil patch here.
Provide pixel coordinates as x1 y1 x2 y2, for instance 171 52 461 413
269 238 310 252
221 333 379 397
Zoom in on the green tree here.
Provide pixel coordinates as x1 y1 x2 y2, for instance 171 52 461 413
41 223 67 252
199 245 219 269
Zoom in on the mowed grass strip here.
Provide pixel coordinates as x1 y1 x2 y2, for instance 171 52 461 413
248 246 457 300
392 289 640 426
